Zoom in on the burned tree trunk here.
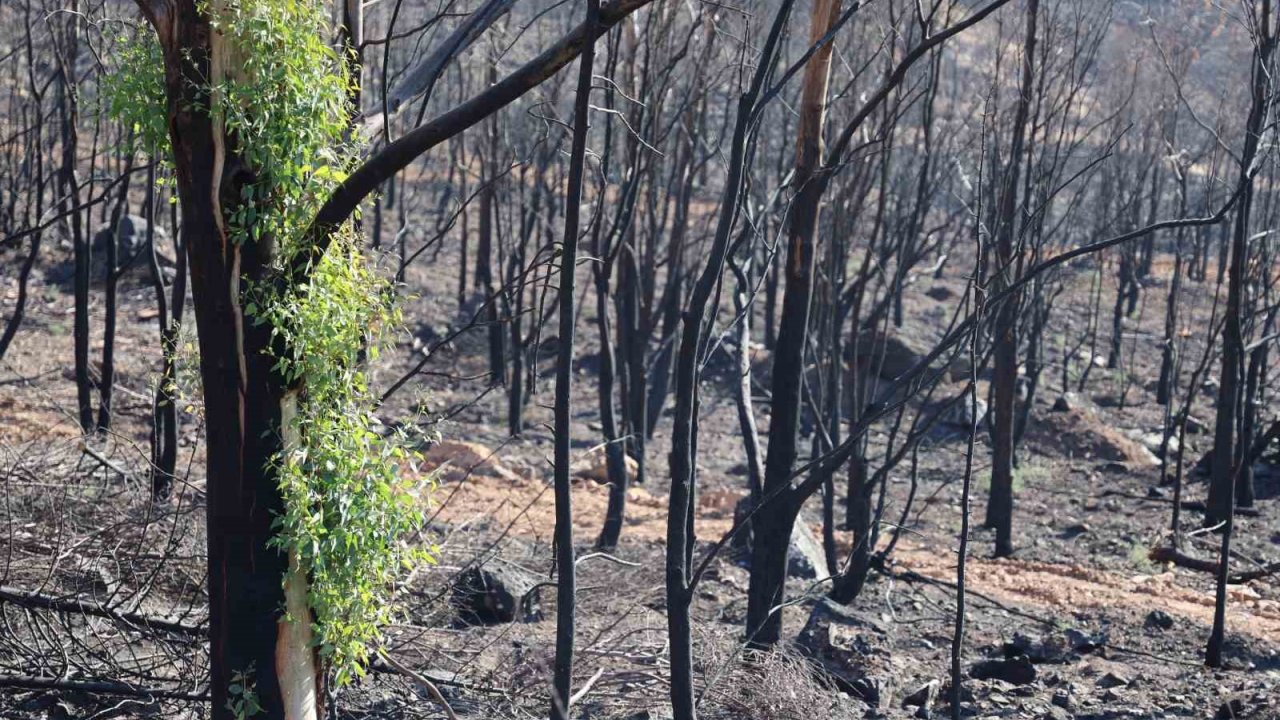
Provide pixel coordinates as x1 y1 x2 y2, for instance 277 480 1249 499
549 1 598 714
985 0 1038 559
1206 0 1275 669
747 0 841 648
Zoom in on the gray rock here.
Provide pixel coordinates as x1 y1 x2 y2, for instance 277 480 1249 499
91 214 173 279
940 393 988 428
796 600 888 707
926 286 956 301
852 330 971 383
1064 628 1108 654
903 681 939 708
788 519 827 579
1052 690 1071 709
971 655 1036 686
625 710 674 720
1144 610 1174 631
1052 393 1078 412
1096 671 1128 689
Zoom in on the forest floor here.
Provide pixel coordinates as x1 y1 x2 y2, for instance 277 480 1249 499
1 242 1278 719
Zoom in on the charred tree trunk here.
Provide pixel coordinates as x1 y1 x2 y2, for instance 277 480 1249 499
747 0 841 648
664 4 794 714
549 2 598 713
478 61 506 386
618 252 647 484
1206 0 1274 668
57 3 93 434
984 0 1038 559
592 86 632 548
96 150 136 434
143 4 323 716
1157 232 1185 404
150 172 187 501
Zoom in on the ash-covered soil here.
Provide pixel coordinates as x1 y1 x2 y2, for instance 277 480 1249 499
1 242 1277 720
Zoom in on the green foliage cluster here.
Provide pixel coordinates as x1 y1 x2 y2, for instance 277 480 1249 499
257 232 435 686
100 27 169 155
214 0 435 687
106 0 434 688
209 0 353 245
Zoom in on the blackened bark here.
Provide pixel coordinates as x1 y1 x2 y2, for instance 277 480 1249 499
593 110 632 549
665 4 796 712
985 0 1038 559
140 3 323 716
0 235 40 363
1237 339 1268 508
618 252 647 485
1207 0 1273 667
57 2 92 433
1157 234 1184 405
594 280 630 548
728 254 764 500
96 151 136 433
149 167 186 500
478 61 506 386
747 0 841 647
550 1 598 713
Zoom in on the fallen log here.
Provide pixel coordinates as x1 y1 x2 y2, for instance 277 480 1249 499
0 585 205 637
1099 491 1261 517
1147 546 1280 583
0 674 208 701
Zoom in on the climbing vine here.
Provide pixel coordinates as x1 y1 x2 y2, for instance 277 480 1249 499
101 25 168 156
109 0 435 687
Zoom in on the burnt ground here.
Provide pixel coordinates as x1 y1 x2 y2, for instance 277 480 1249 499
1 238 1278 720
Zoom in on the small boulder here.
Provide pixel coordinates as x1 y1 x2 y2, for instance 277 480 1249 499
938 393 988 428
1051 689 1071 709
902 680 939 708
1051 394 1077 412
789 520 827 579
851 330 971 383
845 676 883 707
1185 415 1210 435
1064 628 1108 654
796 600 888 706
625 711 674 720
1004 633 1069 664
1215 692 1271 720
971 655 1036 686
1096 671 1128 689
726 504 827 578
1144 610 1174 631
571 445 639 484
926 286 956 301
423 440 519 483
91 214 173 280
1216 697 1247 720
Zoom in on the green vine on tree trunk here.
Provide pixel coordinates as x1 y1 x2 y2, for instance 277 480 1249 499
106 0 436 688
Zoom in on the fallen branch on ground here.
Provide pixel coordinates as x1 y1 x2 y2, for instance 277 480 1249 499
1148 546 1280 583
1100 490 1261 517
378 652 460 720
0 675 208 702
0 585 205 637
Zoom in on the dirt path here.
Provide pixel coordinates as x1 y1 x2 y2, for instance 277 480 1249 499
894 543 1280 642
